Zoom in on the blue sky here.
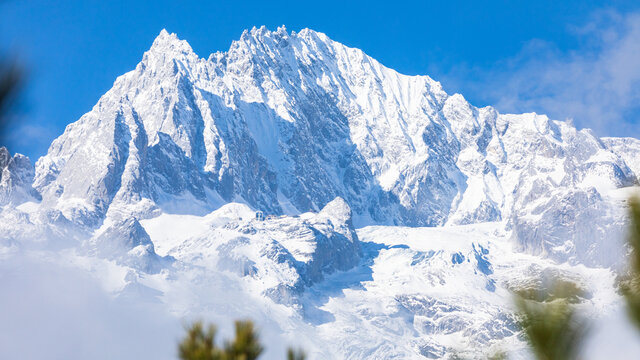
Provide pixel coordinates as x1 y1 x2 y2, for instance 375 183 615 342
1 0 639 160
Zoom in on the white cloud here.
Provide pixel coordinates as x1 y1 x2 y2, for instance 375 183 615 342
4 121 54 159
434 10 640 139
0 249 309 360
0 255 181 360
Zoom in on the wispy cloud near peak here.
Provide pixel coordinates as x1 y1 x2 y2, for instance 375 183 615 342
435 10 640 139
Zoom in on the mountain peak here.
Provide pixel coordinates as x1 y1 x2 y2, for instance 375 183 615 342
146 29 195 58
0 147 40 206
238 25 292 43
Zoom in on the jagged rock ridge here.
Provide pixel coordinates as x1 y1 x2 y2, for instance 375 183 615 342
0 146 40 206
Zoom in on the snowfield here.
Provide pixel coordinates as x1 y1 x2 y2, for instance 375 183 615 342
1 26 640 359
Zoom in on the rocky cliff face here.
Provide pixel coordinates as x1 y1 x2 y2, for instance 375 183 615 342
0 147 40 206
602 137 640 183
82 218 171 273
161 197 362 304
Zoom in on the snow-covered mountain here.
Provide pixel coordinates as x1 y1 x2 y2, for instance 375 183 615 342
0 146 40 206
30 27 638 265
2 27 640 359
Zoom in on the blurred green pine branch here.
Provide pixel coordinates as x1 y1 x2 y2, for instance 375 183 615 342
620 197 640 331
179 320 304 360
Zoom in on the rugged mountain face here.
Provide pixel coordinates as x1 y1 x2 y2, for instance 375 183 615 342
603 137 640 182
82 218 171 273
29 27 638 267
0 147 40 206
157 197 362 305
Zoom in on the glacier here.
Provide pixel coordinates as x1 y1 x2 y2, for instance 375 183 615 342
1 26 640 359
